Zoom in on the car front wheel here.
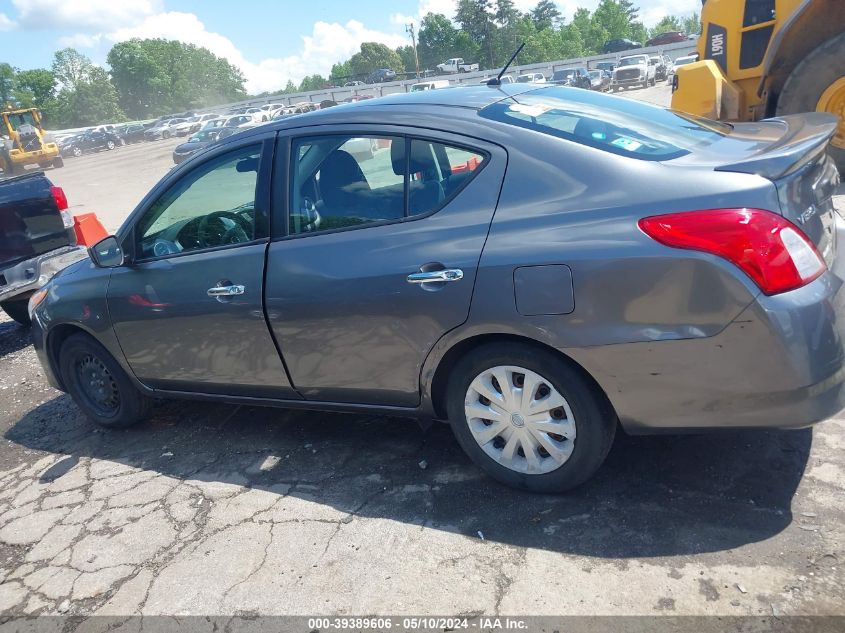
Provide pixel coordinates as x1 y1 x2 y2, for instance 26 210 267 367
447 343 616 492
106 140 115 150
58 333 153 428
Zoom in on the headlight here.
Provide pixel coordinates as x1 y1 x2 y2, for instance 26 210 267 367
28 287 49 317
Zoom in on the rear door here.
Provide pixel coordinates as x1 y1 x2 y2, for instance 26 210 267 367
265 125 507 406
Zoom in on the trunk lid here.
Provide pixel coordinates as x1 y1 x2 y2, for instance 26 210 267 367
676 113 841 265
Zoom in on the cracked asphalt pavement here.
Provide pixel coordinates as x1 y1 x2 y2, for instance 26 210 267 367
0 84 843 618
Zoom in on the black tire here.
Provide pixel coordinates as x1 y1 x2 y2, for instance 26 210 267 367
106 140 115 150
777 32 845 175
53 156 64 168
446 343 617 493
71 146 82 157
58 333 152 428
1 299 31 326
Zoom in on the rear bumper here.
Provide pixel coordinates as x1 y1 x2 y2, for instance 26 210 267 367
572 215 845 433
0 246 87 304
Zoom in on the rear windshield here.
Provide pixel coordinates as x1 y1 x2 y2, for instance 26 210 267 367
479 86 732 161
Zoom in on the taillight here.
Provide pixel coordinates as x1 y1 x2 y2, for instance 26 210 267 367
50 186 68 211
638 208 826 295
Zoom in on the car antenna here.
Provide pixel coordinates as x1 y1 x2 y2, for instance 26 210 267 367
487 42 525 86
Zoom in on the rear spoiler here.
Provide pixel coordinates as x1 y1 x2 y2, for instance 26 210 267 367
715 113 838 180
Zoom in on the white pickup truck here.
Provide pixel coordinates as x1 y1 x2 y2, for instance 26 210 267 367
436 58 479 74
610 54 656 91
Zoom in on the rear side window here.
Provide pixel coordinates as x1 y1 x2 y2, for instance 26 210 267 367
479 86 731 161
289 135 486 235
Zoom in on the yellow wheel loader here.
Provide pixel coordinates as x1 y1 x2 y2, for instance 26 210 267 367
672 0 845 174
0 107 63 176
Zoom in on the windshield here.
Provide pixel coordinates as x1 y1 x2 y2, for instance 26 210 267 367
589 71 601 79
619 57 646 67
5 111 38 131
553 70 576 80
189 130 217 142
479 87 732 161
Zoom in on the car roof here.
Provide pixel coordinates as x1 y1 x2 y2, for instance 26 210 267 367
336 83 537 110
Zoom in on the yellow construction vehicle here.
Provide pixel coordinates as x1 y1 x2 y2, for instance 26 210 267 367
0 106 63 176
671 0 845 173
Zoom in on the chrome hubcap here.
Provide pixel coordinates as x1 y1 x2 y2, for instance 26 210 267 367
465 365 576 475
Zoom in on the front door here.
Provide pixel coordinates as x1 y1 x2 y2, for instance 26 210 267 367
108 139 297 399
265 128 506 406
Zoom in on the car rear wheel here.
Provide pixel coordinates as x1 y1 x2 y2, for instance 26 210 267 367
71 146 82 157
1 299 31 326
106 140 115 150
58 333 153 428
446 343 616 492
53 156 64 168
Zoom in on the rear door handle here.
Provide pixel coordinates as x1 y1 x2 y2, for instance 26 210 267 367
207 284 245 297
406 269 464 284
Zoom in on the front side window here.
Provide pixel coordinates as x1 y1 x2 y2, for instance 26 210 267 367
289 134 487 235
136 144 265 259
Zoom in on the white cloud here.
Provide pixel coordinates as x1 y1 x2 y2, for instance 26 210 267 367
10 0 162 32
0 12 16 31
101 12 406 94
57 33 101 48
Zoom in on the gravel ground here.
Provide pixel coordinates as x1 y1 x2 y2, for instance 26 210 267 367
0 83 843 620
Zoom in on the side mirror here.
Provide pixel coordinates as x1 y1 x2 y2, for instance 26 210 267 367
89 236 124 268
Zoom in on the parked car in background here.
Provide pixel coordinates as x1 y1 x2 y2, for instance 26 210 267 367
411 80 451 91
144 118 185 141
200 117 228 132
0 173 84 325
517 72 546 84
646 31 687 46
59 130 122 157
344 80 365 87
436 58 479 74
651 56 669 82
366 68 397 83
588 70 611 91
594 61 616 74
172 129 222 164
550 67 591 89
188 114 222 134
659 55 674 81
222 114 257 129
670 53 699 88
603 38 642 53
171 117 201 137
32 85 845 494
611 54 655 90
114 123 146 144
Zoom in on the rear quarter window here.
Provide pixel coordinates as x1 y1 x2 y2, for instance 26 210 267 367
479 86 731 161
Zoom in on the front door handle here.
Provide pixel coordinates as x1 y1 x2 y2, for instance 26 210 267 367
406 269 464 284
207 284 245 297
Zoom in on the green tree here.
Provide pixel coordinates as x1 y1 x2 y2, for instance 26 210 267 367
649 16 684 39
456 0 495 67
619 0 640 23
0 63 15 106
13 69 55 109
52 48 94 91
418 13 459 69
682 12 701 36
298 74 328 92
107 41 168 119
329 61 353 84
107 39 245 117
530 0 561 31
396 45 418 74
347 42 404 76
52 67 125 127
560 22 586 59
592 0 633 42
629 21 648 45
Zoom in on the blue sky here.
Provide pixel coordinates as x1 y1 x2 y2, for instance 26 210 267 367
0 0 699 93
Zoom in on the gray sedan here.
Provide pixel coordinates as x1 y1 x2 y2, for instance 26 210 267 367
29 85 845 492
